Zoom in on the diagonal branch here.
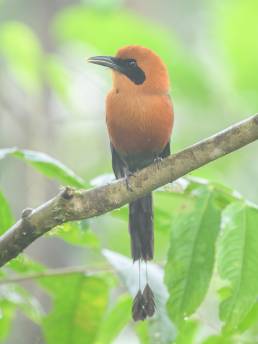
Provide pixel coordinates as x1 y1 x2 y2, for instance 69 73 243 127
0 114 257 268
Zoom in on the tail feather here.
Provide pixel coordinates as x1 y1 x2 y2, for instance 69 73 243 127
129 193 153 261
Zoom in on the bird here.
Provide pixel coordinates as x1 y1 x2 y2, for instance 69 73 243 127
88 45 174 321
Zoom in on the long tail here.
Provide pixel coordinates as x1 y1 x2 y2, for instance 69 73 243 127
129 193 153 261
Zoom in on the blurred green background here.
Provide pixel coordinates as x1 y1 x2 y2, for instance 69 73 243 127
0 0 258 343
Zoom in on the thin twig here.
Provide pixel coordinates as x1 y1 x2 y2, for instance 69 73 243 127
0 265 112 284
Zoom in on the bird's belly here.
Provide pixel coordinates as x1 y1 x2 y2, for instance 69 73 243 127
109 122 165 156
106 93 173 157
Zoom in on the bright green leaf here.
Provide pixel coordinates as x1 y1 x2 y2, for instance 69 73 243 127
45 54 70 101
51 221 99 248
11 285 43 324
165 187 221 327
0 21 43 92
0 284 43 335
175 320 199 344
41 274 109 344
5 254 45 274
154 190 198 261
216 0 258 102
135 321 150 344
238 301 258 334
0 147 16 160
0 300 15 341
111 206 128 222
218 202 258 333
185 176 238 207
0 148 85 188
0 190 13 235
95 294 131 344
155 189 196 225
201 334 234 344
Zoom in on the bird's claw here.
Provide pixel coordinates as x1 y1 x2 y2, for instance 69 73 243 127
125 171 136 192
154 156 163 169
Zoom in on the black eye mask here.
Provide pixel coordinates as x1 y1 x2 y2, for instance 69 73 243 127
113 58 146 85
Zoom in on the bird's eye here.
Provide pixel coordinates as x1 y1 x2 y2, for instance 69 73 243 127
127 59 137 67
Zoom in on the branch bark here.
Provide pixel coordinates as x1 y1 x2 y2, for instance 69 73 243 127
0 114 258 267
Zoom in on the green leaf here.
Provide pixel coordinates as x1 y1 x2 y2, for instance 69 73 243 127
0 284 43 340
45 54 70 101
185 176 239 207
174 320 199 344
165 187 221 327
154 189 196 225
0 190 13 235
103 250 176 344
111 206 128 222
154 190 198 261
0 147 16 160
5 254 45 274
0 148 85 188
238 301 258 333
135 321 150 344
0 300 15 341
201 335 234 344
41 274 109 344
51 221 99 248
95 295 131 344
0 21 43 92
218 202 258 333
10 285 43 324
216 0 258 102
53 6 213 105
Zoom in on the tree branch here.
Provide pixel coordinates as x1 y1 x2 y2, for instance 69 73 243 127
0 114 257 268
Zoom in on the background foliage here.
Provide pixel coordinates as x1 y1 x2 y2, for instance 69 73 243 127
0 0 258 343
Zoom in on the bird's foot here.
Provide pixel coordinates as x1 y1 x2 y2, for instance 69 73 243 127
154 156 163 169
125 171 136 192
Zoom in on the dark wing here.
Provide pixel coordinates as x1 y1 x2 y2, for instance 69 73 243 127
110 143 127 179
159 141 170 159
111 141 170 179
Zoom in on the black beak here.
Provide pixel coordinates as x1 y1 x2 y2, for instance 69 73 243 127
87 56 123 73
87 55 146 85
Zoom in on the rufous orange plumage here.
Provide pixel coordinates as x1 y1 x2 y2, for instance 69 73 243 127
88 45 174 321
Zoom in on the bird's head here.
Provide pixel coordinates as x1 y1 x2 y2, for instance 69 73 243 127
88 45 170 94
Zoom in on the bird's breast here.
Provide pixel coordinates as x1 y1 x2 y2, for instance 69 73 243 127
106 91 174 157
